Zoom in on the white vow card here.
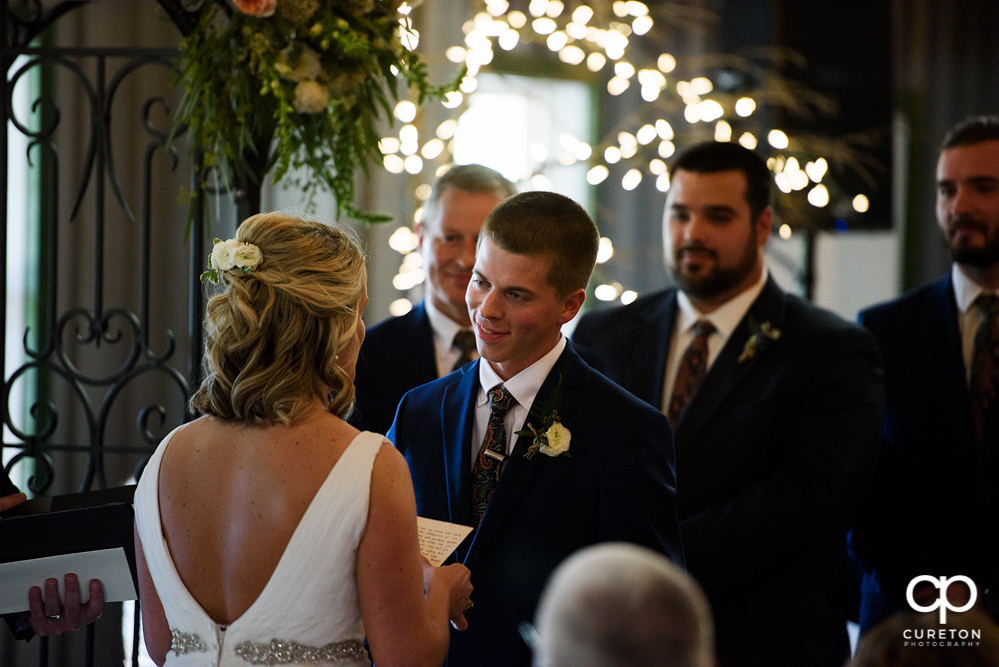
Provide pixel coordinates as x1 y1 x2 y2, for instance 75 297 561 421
417 517 473 566
0 547 137 615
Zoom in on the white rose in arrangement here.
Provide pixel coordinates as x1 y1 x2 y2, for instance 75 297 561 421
293 80 329 114
211 239 238 271
233 243 263 271
540 422 571 457
289 44 323 82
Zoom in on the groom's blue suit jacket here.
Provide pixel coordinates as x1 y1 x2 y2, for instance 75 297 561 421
388 341 685 667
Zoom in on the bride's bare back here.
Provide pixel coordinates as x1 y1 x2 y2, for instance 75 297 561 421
157 403 357 625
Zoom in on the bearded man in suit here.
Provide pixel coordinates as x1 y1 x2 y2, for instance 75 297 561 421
850 116 999 631
573 141 883 667
352 164 516 434
389 191 684 667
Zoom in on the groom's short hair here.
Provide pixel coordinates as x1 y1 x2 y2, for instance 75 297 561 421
480 191 598 298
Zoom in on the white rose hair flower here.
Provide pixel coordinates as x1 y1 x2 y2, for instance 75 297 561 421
202 238 263 284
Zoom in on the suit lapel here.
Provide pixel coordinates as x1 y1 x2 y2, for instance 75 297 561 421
441 363 478 545
627 293 676 408
674 278 786 457
401 302 439 382
463 345 589 567
925 277 980 460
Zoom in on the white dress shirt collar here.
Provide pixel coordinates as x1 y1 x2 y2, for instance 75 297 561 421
662 268 769 413
470 336 567 471
477 335 567 410
424 298 476 377
425 297 464 345
675 266 769 336
952 263 988 314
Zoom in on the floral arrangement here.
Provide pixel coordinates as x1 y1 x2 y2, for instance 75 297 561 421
517 376 572 459
201 237 263 283
172 0 458 223
738 319 782 364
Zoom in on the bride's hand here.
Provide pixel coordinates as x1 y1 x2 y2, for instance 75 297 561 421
428 563 473 631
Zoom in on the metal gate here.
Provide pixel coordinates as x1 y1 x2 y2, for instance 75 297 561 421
2 2 208 664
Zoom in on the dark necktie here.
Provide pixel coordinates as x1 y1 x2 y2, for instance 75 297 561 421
472 386 515 524
666 320 716 427
970 293 999 442
452 329 477 372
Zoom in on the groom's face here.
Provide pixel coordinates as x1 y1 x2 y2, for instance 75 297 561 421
466 237 581 381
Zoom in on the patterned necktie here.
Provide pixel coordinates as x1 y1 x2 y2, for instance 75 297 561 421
451 329 477 372
472 386 515 524
666 320 716 427
970 293 999 442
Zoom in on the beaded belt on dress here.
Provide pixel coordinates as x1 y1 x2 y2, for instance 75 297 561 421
171 629 367 664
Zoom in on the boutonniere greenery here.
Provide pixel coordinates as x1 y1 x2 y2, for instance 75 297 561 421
738 318 782 364
516 375 572 460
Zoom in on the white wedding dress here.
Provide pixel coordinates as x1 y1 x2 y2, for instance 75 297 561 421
134 425 384 666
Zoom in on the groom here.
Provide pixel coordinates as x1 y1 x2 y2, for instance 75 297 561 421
389 191 685 667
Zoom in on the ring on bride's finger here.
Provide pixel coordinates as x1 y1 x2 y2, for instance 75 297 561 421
45 613 61 620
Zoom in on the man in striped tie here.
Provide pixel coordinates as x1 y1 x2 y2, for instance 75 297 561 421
574 142 884 666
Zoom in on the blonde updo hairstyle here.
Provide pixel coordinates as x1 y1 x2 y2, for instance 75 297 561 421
190 213 365 425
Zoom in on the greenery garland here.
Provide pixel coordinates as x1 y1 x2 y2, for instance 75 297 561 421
172 0 458 223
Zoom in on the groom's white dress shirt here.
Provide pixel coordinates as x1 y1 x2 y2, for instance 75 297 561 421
470 335 567 472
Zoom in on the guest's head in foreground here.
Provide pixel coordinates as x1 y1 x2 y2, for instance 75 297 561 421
936 115 999 287
664 141 773 313
467 190 599 380
191 212 367 424
533 543 715 667
418 164 517 325
851 608 999 667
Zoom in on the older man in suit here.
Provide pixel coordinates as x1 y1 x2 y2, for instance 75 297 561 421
573 142 883 667
850 116 999 631
389 191 684 667
352 164 516 434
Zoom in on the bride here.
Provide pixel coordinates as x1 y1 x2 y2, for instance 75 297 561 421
134 213 472 666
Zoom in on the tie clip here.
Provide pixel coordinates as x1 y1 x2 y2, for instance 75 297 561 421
484 450 507 462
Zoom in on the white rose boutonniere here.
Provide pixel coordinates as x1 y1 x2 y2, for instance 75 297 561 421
202 238 264 284
539 422 571 457
517 376 572 460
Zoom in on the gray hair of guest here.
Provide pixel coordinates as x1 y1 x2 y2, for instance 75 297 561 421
423 164 518 223
533 543 715 667
941 115 999 150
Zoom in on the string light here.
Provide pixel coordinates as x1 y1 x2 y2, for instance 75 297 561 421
380 3 874 307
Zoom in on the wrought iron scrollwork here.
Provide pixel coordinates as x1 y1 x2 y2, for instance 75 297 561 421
2 46 198 495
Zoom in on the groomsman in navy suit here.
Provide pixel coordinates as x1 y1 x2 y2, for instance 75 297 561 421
573 142 883 667
352 165 516 435
850 116 999 630
389 191 684 667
